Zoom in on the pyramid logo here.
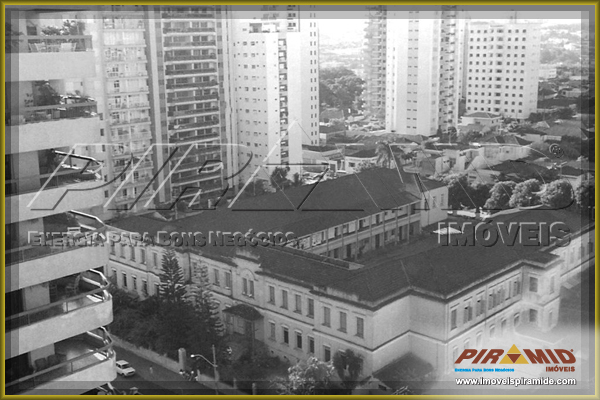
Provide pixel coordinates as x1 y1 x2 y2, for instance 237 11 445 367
500 344 529 364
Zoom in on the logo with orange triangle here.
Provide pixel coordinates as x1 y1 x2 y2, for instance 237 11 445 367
499 344 529 364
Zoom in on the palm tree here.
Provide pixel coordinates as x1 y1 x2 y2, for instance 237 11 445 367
375 141 393 169
332 349 364 394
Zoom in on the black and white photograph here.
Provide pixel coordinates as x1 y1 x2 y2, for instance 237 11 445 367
4 4 596 396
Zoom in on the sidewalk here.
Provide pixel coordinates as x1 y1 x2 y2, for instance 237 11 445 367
114 345 218 395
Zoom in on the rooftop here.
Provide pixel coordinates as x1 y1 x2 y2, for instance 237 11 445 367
464 112 502 119
479 134 532 146
346 148 378 158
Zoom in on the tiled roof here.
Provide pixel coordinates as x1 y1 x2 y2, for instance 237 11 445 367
374 353 434 390
464 112 502 119
479 134 532 146
346 148 378 158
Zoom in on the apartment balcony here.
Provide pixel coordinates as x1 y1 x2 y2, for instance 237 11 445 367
106 71 148 79
168 106 219 118
6 164 104 222
113 160 153 174
7 36 95 81
171 170 221 185
6 271 112 358
6 105 100 155
168 118 219 131
166 80 218 90
173 131 220 145
107 86 149 95
5 211 108 292
108 102 150 111
110 117 151 126
103 20 145 30
165 67 217 76
162 12 215 19
163 40 217 48
164 53 216 62
167 93 218 104
163 27 216 34
6 329 116 395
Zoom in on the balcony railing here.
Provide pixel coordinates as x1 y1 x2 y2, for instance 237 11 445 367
163 40 217 47
5 211 106 266
168 107 219 117
166 80 218 90
164 53 216 61
6 159 102 198
169 118 219 130
104 21 145 30
167 93 218 103
9 35 93 54
162 12 215 18
108 102 150 110
165 68 217 76
6 270 110 332
106 71 148 78
6 329 114 395
8 102 98 126
163 27 215 33
110 117 151 126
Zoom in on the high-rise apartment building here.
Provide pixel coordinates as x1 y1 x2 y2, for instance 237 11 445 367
226 5 320 187
5 7 116 394
363 6 387 122
463 20 541 120
385 7 464 137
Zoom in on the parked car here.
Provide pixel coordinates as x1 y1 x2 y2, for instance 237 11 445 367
116 360 136 377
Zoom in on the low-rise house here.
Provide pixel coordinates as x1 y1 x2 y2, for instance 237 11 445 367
342 148 380 174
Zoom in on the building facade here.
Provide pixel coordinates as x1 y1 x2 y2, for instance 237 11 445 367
464 20 541 120
6 6 115 394
385 7 465 136
226 5 320 187
363 5 387 122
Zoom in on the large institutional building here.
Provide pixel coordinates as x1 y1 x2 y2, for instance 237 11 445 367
6 6 116 394
105 166 594 391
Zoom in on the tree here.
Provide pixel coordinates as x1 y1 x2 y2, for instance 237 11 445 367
541 179 575 209
443 174 472 209
292 172 303 187
509 179 542 208
319 67 364 115
484 181 517 211
555 107 575 120
188 265 225 341
158 248 187 304
5 23 22 53
575 179 594 217
375 141 393 169
354 161 377 173
270 167 289 191
470 182 493 209
272 357 340 395
332 349 364 394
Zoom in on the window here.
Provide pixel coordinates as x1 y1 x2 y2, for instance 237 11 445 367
529 277 538 293
464 304 473 322
140 249 146 264
243 278 248 295
212 269 220 286
323 345 331 362
501 319 507 334
356 317 364 338
225 272 232 288
476 332 483 347
296 332 303 349
339 312 347 333
451 309 457 329
281 290 287 310
514 280 521 295
122 272 127 288
153 253 158 268
142 279 148 295
283 327 289 345
550 276 555 294
110 242 116 255
132 276 137 290
268 286 275 304
155 283 160 296
294 294 302 313
323 306 331 327
249 280 254 297
530 309 538 324
307 298 314 317
269 322 276 340
120 245 126 258
308 336 315 353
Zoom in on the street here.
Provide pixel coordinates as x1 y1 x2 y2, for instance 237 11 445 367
111 345 218 395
